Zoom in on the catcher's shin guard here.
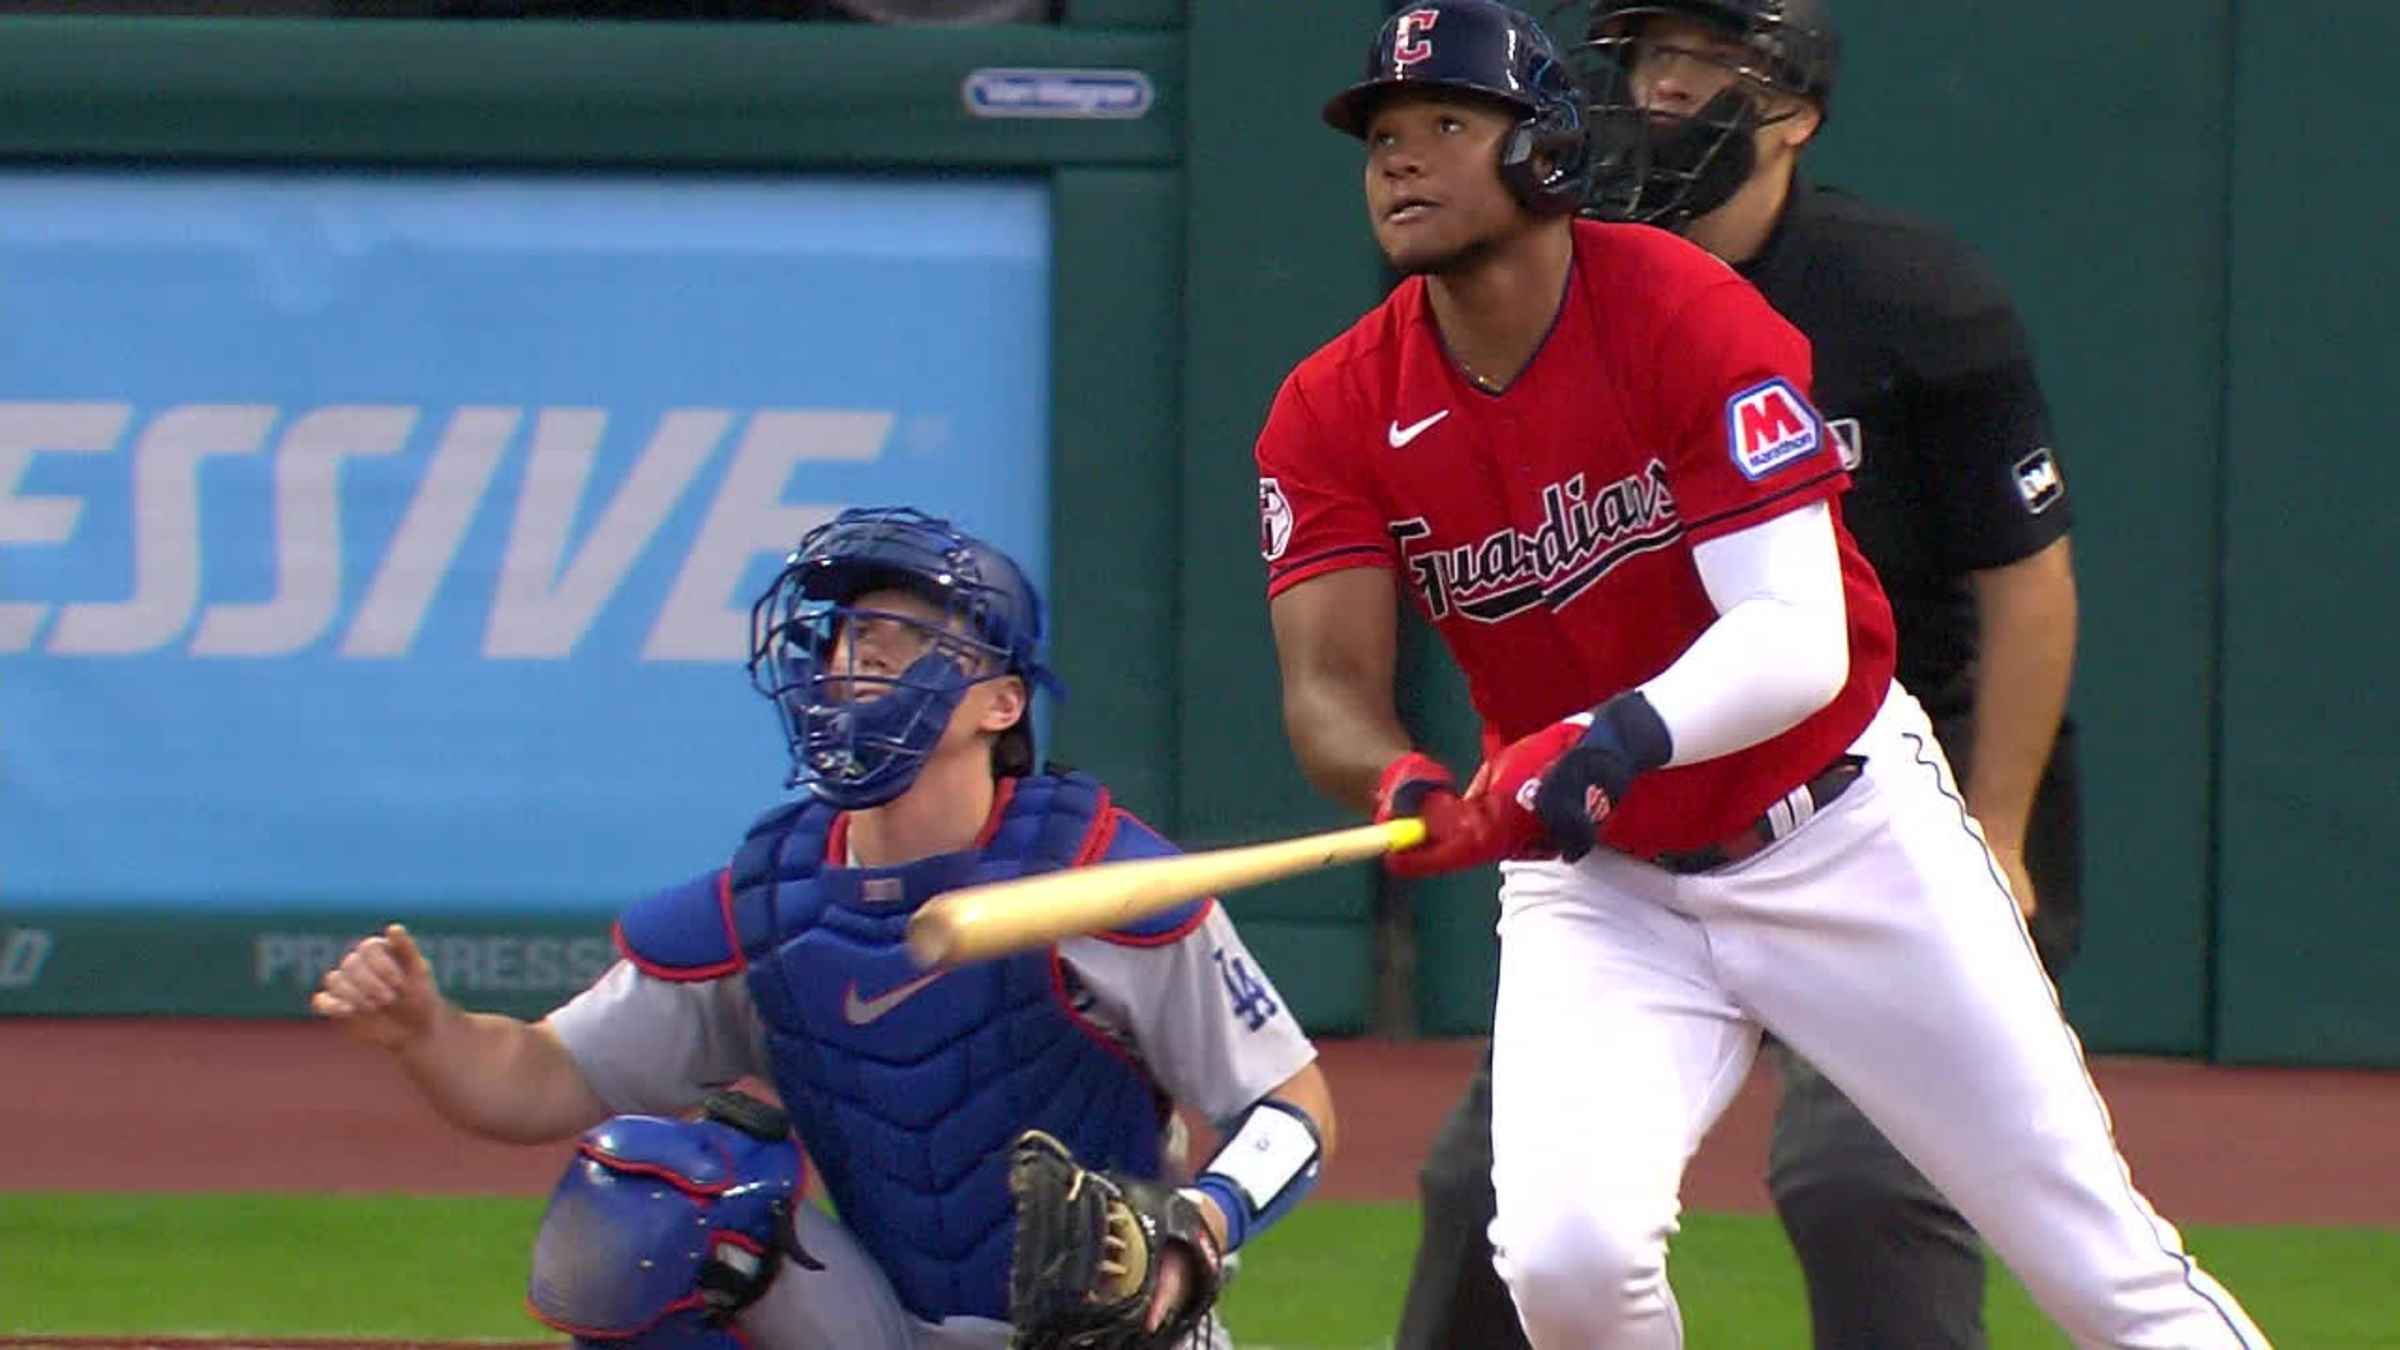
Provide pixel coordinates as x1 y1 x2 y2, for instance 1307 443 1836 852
528 1090 816 1348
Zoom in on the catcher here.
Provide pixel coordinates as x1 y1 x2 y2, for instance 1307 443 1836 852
311 506 1336 1350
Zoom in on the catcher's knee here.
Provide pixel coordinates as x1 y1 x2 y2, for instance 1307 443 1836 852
528 1090 809 1349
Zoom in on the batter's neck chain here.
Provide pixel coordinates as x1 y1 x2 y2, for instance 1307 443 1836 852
1447 350 1507 394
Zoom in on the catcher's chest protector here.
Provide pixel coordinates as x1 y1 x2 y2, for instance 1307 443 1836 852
728 773 1168 1324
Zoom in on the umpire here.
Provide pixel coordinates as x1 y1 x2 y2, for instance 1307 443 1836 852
1391 1 2083 1346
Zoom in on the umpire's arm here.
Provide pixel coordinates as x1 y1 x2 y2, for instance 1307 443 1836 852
1966 535 2077 913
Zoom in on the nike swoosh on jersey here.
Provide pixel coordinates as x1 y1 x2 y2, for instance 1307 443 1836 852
841 970 947 1025
1387 410 1450 448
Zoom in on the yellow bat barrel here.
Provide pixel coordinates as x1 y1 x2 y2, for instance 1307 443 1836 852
904 817 1426 969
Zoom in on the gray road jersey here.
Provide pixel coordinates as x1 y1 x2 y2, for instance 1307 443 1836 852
546 901 1316 1129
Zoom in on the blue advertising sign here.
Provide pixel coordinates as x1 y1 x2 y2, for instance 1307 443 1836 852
0 169 1051 912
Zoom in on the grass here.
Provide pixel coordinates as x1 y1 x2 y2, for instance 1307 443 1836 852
0 1193 545 1339
3 1193 2396 1346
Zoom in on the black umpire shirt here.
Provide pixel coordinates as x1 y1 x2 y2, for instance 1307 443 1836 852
1737 182 2082 965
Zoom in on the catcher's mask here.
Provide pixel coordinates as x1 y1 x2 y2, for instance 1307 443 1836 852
1322 0 1595 216
1563 0 1841 230
748 506 1061 809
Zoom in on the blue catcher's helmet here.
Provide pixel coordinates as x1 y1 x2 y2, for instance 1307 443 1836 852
749 507 1061 810
1321 0 1594 215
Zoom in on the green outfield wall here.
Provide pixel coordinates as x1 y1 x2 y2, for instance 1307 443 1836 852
2210 0 2400 1065
1 4 2393 1065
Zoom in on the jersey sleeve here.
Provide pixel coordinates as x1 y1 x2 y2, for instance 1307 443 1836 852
1057 904 1316 1128
543 958 771 1118
1651 278 1851 546
1885 239 2071 571
1254 368 1396 597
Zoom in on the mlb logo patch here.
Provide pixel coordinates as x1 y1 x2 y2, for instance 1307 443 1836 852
2014 447 2064 513
1259 476 1295 561
1726 378 1824 481
1827 417 1863 471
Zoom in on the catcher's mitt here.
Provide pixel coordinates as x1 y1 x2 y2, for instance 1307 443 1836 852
1005 1129 1225 1350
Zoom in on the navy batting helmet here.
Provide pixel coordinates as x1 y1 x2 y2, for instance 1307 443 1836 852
1567 0 1842 228
1322 0 1594 216
748 506 1060 808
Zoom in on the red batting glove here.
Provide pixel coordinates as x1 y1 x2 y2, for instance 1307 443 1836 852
1372 751 1454 825
1377 751 1517 879
1463 718 1592 858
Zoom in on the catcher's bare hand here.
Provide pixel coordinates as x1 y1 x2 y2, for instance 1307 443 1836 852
1146 1247 1200 1332
311 923 444 1051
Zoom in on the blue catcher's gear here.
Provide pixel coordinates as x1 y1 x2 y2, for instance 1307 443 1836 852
749 506 1062 809
527 1091 812 1350
1568 0 1842 228
1321 0 1594 215
614 771 1204 1325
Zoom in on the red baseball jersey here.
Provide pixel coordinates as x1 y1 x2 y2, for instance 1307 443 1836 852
1255 219 1897 856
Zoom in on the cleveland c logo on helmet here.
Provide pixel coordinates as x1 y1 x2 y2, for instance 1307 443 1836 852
1392 9 1440 67
1321 0 1594 216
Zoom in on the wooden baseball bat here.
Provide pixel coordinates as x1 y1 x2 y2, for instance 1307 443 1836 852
904 817 1427 969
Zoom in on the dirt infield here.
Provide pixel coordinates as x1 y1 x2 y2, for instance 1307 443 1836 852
5 1019 2398 1225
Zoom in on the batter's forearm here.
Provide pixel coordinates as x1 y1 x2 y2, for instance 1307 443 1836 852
391 1006 610 1145
1640 593 1844 763
1281 680 1414 815
1644 504 1848 765
1964 543 2076 850
1269 570 1410 813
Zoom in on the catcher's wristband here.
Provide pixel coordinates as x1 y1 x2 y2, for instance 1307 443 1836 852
1185 1098 1322 1251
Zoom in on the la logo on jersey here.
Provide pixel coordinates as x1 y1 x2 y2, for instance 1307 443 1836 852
1726 378 1825 481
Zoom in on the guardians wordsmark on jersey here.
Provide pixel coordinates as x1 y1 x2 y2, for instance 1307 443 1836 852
1253 219 1897 856
614 772 1201 1325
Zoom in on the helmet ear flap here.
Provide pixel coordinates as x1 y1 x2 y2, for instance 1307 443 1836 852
1497 101 1591 215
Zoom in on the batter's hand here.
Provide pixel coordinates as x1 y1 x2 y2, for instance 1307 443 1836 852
311 924 445 1051
1530 694 1678 861
1473 719 1590 856
1376 751 1526 878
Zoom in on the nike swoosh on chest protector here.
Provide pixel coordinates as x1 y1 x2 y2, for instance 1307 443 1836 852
842 970 947 1025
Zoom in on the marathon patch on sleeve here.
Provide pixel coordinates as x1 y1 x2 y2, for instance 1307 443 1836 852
2013 447 2064 514
1726 378 1825 481
1259 476 1294 561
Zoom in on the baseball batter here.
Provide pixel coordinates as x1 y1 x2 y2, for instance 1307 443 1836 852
1398 3 2091 1346
1255 3 2269 1346
314 507 1333 1350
